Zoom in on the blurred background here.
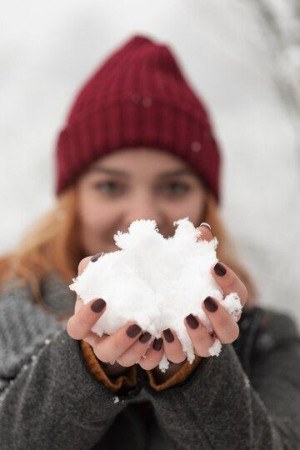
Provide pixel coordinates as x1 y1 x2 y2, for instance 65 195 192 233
1 0 300 325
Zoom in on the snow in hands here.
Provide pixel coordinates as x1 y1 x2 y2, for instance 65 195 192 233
69 218 242 370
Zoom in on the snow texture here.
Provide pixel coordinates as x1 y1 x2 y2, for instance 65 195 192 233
69 218 242 370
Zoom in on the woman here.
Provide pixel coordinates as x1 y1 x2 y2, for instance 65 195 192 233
0 35 299 449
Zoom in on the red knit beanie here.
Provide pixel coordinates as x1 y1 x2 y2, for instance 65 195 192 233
55 34 221 203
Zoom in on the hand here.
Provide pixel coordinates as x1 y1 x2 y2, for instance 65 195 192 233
143 223 248 382
67 256 164 377
182 224 248 357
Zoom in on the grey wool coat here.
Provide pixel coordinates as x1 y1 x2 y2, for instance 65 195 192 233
0 273 300 450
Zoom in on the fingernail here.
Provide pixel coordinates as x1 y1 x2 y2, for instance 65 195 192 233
152 338 163 351
204 296 218 312
91 298 106 313
139 332 151 343
214 262 226 276
186 314 199 329
163 328 174 343
91 252 102 262
200 222 211 231
126 324 142 338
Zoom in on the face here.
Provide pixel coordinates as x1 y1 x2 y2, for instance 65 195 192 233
76 147 208 256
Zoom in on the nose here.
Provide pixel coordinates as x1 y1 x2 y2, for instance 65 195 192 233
123 192 164 232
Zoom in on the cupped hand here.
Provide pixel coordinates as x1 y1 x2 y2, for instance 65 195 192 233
67 222 248 377
140 223 249 369
184 223 248 357
67 256 164 376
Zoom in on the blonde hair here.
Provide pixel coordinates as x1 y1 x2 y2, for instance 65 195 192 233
0 186 258 313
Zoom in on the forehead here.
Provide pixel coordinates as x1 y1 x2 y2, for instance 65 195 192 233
88 147 196 176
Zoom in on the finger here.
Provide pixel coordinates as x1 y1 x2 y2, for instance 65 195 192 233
83 331 107 347
67 298 106 340
78 255 93 275
74 296 84 315
211 262 248 306
116 332 153 367
184 314 215 357
138 338 164 370
93 321 143 363
78 251 104 274
202 296 240 344
74 253 104 315
74 255 96 315
197 222 213 242
162 328 186 363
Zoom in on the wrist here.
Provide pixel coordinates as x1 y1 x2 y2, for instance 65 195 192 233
101 361 131 378
151 360 186 383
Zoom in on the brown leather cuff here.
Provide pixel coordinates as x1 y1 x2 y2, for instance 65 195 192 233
80 340 137 393
146 355 202 392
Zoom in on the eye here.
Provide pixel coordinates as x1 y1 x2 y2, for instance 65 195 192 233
94 181 124 194
162 182 190 195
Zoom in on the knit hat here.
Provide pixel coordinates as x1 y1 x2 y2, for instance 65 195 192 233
55 34 221 203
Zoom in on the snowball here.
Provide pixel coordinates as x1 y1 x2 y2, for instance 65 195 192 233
208 338 222 357
69 217 242 370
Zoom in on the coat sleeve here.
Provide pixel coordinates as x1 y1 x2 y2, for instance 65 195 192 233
145 356 202 391
0 289 140 450
80 340 137 392
143 311 300 450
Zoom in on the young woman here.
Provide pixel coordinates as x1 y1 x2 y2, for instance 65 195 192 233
0 35 299 450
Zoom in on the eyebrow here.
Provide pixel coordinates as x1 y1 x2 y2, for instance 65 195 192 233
89 166 196 178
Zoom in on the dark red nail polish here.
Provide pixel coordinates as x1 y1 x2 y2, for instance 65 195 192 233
152 338 163 351
139 332 151 343
126 324 142 338
91 252 102 262
91 298 106 313
204 296 218 312
163 328 174 343
214 262 226 276
186 314 199 329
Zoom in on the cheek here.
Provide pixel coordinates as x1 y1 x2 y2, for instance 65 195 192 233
188 195 205 217
77 191 117 235
168 192 205 221
77 191 101 231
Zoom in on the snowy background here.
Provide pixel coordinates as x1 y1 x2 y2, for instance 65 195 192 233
1 0 300 326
